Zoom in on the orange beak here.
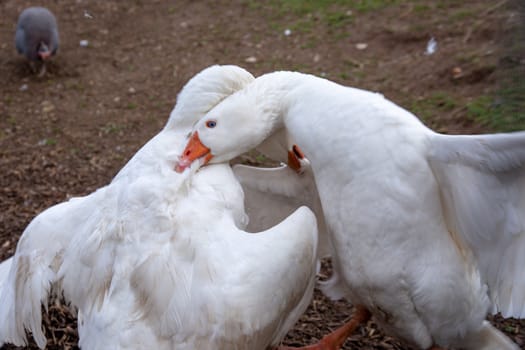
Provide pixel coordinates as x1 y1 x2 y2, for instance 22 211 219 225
287 144 305 174
175 132 213 173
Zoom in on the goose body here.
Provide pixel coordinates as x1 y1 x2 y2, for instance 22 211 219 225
178 69 525 349
0 66 318 349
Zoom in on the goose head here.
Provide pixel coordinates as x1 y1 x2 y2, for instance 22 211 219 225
37 42 51 60
175 91 276 172
164 65 254 131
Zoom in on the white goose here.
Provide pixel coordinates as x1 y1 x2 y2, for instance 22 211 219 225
0 65 319 350
176 68 525 350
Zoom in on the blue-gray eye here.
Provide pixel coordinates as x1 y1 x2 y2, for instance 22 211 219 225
206 120 217 128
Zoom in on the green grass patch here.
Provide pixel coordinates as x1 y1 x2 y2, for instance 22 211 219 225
100 122 123 134
455 52 481 65
40 138 57 146
289 19 315 33
411 92 458 121
272 0 344 15
353 0 397 12
452 9 473 21
126 102 137 110
255 0 360 29
472 0 525 132
325 11 351 27
339 72 350 80
467 77 525 132
255 154 268 163
504 325 517 334
7 116 17 125
268 0 398 14
246 0 400 41
413 4 431 13
409 92 460 131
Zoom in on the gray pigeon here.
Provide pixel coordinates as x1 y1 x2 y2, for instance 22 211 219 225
15 7 59 75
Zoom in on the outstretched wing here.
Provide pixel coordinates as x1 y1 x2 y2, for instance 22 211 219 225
428 131 525 318
0 192 103 348
0 258 12 290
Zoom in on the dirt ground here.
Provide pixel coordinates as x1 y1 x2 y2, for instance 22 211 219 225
0 0 524 349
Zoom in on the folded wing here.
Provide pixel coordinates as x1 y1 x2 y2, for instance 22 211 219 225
129 205 319 349
233 163 331 258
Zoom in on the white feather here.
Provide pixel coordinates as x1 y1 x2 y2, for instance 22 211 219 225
0 65 318 349
187 68 524 349
428 132 525 318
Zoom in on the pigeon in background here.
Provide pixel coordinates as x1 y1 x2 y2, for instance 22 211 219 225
15 7 59 76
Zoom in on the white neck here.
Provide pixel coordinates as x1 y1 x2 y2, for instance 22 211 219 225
242 70 429 170
243 71 312 133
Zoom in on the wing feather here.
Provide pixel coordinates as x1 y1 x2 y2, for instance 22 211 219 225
428 132 525 317
233 163 332 258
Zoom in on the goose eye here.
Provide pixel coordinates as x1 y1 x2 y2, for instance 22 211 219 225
206 120 217 128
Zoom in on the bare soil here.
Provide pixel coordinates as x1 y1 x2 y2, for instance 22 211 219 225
0 0 524 349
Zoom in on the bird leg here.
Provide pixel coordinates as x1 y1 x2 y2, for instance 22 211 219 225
28 61 46 77
275 305 371 350
29 61 38 74
38 62 47 77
